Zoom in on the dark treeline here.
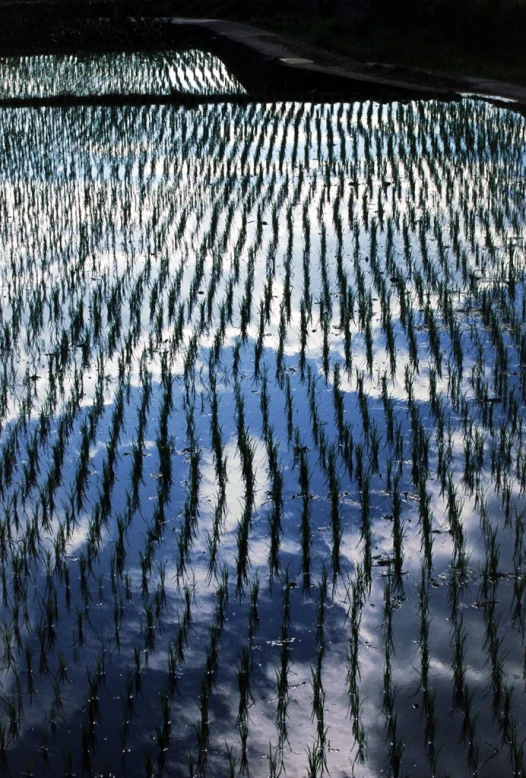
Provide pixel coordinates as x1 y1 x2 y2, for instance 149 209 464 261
0 0 522 78
242 0 525 60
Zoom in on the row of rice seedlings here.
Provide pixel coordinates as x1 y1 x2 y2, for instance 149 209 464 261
309 567 328 774
296 434 313 592
415 567 438 773
194 577 230 776
234 381 257 596
236 646 252 774
274 575 292 768
346 566 367 765
264 424 284 586
382 580 404 778
206 372 228 582
177 396 202 581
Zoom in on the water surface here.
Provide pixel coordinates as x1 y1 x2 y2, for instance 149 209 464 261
0 53 525 777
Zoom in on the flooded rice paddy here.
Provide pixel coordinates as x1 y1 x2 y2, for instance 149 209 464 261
0 50 525 778
0 49 246 99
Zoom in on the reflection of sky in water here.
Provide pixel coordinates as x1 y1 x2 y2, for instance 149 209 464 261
0 49 246 98
0 90 524 777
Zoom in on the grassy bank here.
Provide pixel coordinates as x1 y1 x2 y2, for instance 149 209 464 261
224 0 526 86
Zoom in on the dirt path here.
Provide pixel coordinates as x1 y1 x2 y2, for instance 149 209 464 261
193 18 526 109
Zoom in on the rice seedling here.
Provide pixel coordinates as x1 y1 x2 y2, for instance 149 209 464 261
2 695 20 743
